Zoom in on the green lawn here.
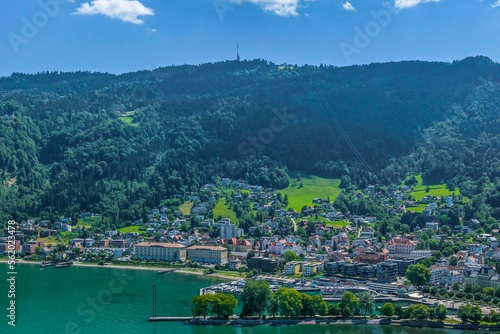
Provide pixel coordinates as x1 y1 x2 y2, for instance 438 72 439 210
406 204 427 213
279 174 342 211
39 232 76 246
306 216 349 228
179 201 194 216
325 220 351 229
118 225 146 235
39 237 66 246
213 197 238 223
409 174 459 201
77 216 102 227
119 111 139 127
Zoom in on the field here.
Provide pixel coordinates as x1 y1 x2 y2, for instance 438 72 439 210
279 174 342 211
38 232 76 246
118 111 139 127
406 204 427 213
118 225 146 235
179 201 194 215
77 216 102 227
213 197 238 223
305 216 350 229
409 174 460 201
325 220 351 229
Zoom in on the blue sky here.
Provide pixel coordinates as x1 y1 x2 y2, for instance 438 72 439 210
0 0 499 76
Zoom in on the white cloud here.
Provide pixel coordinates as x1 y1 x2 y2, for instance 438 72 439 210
228 0 302 17
73 0 154 24
342 1 356 11
145 27 157 34
493 0 500 8
394 0 440 9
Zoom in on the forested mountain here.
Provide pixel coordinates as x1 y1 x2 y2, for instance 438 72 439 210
1 56 499 227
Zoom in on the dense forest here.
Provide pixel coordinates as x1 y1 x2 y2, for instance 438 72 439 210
1 56 499 229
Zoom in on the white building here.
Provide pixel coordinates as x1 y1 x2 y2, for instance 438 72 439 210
219 222 238 240
134 242 186 261
385 237 417 255
425 222 439 231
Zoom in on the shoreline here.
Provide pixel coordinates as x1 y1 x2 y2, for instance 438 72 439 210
1 259 238 281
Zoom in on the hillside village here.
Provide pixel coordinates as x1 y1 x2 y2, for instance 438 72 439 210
3 177 500 300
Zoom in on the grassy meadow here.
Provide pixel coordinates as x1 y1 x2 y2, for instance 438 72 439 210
279 174 342 211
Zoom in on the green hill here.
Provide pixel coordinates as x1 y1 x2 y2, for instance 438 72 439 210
0 56 499 228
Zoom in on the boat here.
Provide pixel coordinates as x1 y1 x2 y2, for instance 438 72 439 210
55 261 73 268
40 260 55 268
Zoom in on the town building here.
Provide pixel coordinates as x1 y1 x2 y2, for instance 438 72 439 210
303 262 323 277
229 258 242 271
187 245 228 264
377 261 398 283
21 241 45 255
134 242 186 261
430 266 463 286
247 256 278 273
219 222 244 240
285 261 302 275
385 238 417 255
324 261 376 279
356 249 390 264
464 266 500 288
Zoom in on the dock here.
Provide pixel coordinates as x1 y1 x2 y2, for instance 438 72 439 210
157 268 178 274
148 316 192 322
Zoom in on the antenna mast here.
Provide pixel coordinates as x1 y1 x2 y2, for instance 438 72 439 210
237 43 240 61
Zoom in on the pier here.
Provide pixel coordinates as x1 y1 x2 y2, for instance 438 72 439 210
156 268 178 274
148 316 192 322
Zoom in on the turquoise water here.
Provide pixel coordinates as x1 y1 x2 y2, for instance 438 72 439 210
0 263 472 334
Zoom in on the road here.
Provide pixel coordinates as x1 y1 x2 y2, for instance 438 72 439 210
421 296 499 315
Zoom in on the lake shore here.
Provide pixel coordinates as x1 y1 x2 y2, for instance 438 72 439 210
3 259 239 281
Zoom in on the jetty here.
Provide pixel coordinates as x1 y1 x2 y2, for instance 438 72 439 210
148 316 192 322
157 268 178 274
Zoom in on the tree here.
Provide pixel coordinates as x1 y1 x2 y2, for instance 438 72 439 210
434 304 448 322
408 304 429 320
283 250 298 263
449 256 458 266
268 293 279 318
300 293 315 317
458 304 482 324
247 250 256 260
338 291 359 317
241 279 271 318
191 295 211 319
358 292 375 317
406 263 431 286
311 295 329 316
210 293 238 319
380 302 395 317
273 287 302 318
